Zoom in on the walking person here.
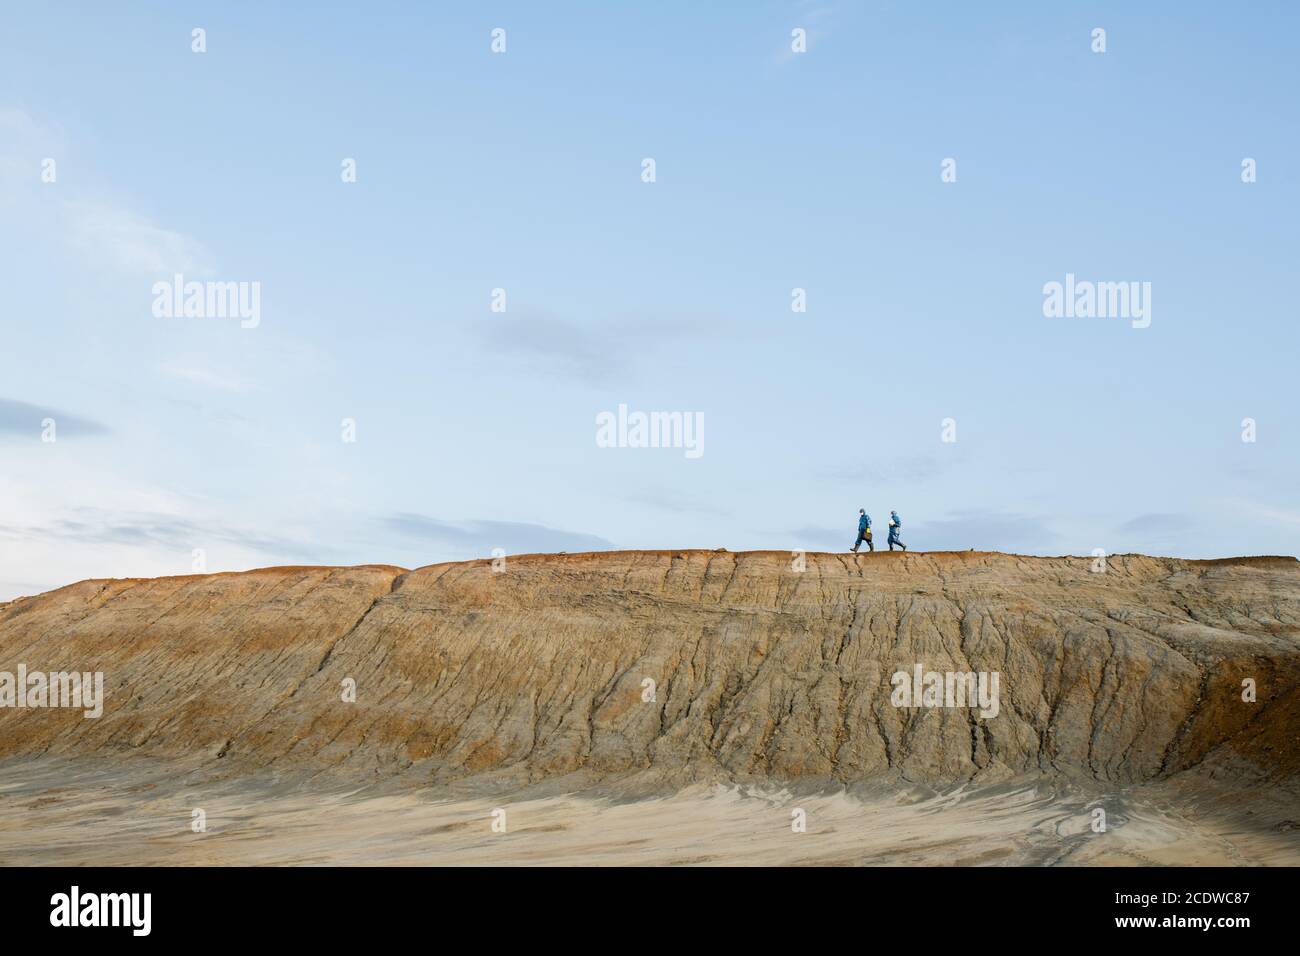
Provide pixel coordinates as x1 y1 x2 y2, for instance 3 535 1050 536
852 509 874 552
887 510 906 551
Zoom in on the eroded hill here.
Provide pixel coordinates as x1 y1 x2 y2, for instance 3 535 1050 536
1 551 1298 789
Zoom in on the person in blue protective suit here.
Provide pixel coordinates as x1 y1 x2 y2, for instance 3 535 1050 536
887 511 906 551
852 509 873 552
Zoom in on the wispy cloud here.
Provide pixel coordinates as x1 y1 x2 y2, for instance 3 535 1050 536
825 454 947 485
0 397 108 438
776 2 836 63
475 312 624 383
0 507 315 557
159 362 254 393
383 512 613 555
1231 500 1300 528
0 107 65 200
1 108 213 278
64 200 214 277
473 310 720 384
1115 513 1195 537
624 486 731 517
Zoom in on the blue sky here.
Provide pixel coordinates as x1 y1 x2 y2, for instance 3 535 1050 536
1 1 1297 598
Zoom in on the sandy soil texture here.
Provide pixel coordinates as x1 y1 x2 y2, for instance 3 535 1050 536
2 757 1297 866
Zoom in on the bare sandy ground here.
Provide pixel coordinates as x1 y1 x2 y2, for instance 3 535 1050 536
2 758 1296 866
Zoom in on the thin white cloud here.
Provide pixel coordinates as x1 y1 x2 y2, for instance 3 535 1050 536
1233 500 1300 528
383 513 614 555
64 200 214 277
0 107 214 278
776 2 836 63
159 362 254 393
473 309 727 384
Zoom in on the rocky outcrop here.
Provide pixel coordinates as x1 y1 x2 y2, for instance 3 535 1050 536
1 551 1297 787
